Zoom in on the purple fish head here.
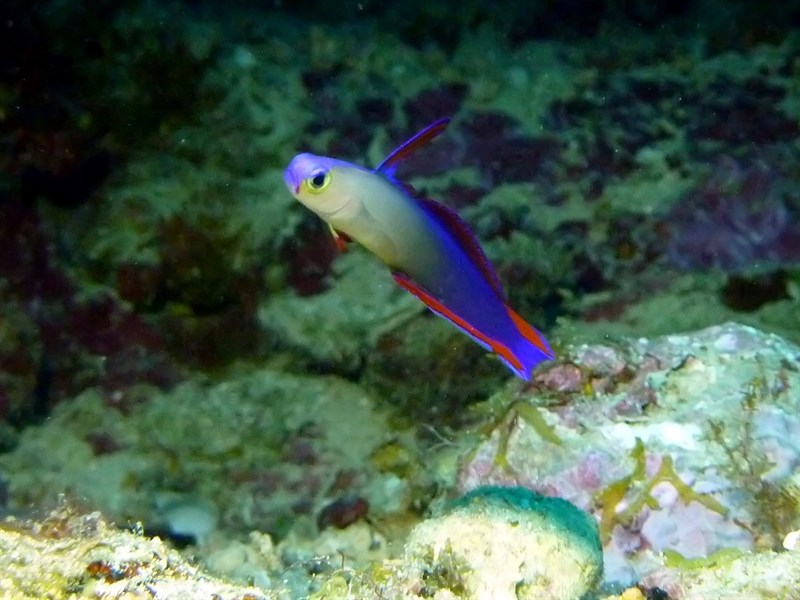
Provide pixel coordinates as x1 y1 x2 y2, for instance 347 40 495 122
284 153 318 195
283 165 299 194
284 153 358 217
284 153 339 196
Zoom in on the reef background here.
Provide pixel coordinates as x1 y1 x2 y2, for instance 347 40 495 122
0 1 799 598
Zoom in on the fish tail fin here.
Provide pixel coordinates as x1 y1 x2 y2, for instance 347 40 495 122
503 304 555 379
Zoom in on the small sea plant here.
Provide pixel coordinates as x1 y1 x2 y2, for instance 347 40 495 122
471 386 563 472
593 438 728 543
706 373 800 549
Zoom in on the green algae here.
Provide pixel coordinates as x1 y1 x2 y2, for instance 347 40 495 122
471 387 563 472
594 438 728 543
308 575 350 600
662 547 745 570
417 544 470 597
557 270 800 350
260 251 423 373
597 144 699 216
707 373 800 548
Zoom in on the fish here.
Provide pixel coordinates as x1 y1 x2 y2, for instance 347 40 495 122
283 117 554 379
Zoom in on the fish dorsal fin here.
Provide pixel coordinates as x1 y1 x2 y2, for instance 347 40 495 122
375 117 451 176
415 196 506 300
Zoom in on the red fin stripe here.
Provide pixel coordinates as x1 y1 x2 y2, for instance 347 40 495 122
333 237 349 253
415 196 506 300
506 305 555 358
328 224 351 253
392 271 524 373
375 118 451 174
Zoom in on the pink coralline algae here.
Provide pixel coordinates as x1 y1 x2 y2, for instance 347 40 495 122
530 362 585 393
459 111 561 188
0 202 183 418
665 157 800 271
639 489 752 558
402 83 468 130
316 495 369 530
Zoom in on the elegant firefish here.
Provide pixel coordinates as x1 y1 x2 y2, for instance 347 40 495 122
283 118 554 379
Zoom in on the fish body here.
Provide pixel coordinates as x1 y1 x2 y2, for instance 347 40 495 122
284 118 554 379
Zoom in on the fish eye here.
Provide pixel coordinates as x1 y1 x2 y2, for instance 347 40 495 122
306 169 331 192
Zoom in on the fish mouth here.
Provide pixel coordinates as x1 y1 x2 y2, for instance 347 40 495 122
283 168 300 194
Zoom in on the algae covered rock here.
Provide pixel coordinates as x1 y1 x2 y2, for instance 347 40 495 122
0 503 273 600
0 368 395 541
404 485 603 600
457 322 800 587
259 252 422 373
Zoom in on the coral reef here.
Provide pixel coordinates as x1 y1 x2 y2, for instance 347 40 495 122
2 322 797 599
2 1 800 599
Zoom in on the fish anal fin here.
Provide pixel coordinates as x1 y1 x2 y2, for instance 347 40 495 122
376 118 451 175
391 271 525 375
506 304 555 359
415 197 506 300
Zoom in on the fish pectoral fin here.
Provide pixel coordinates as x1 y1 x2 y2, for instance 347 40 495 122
328 224 352 253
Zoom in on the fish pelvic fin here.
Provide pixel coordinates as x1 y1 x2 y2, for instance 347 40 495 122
375 118 451 176
392 271 532 379
328 224 352 253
